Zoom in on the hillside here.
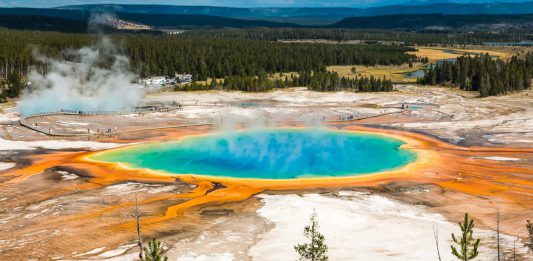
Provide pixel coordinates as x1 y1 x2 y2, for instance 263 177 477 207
0 14 87 32
0 7 532 33
58 2 533 20
330 13 533 31
0 8 299 30
117 13 299 28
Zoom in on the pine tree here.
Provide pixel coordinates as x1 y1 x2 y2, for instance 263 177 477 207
6 71 23 98
419 53 533 97
142 238 168 261
209 78 217 88
294 210 328 261
451 213 480 261
525 220 533 252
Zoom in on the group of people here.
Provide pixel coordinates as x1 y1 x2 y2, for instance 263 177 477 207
88 127 117 134
337 114 355 121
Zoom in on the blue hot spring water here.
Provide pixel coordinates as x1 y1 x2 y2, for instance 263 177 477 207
91 129 417 179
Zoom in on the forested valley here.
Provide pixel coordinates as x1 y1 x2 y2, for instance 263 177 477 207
184 28 533 45
0 29 417 81
0 28 531 99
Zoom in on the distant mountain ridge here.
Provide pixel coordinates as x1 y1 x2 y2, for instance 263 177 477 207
0 8 301 30
330 13 533 30
0 14 88 32
0 6 532 33
57 2 533 20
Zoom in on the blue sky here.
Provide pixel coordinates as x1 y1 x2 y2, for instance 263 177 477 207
0 0 530 8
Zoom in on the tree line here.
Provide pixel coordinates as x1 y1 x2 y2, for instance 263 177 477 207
300 71 393 92
125 35 415 80
177 71 393 93
0 28 417 80
184 28 533 46
0 71 24 102
418 53 533 97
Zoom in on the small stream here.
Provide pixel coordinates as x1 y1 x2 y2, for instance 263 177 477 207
403 57 457 79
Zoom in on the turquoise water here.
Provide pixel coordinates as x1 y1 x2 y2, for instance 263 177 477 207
92 129 416 179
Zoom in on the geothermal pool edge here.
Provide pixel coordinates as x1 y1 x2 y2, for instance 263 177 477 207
82 127 434 189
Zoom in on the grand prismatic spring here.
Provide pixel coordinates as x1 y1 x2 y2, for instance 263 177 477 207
90 129 417 180
2 116 533 260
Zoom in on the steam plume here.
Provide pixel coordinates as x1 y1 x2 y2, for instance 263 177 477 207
17 36 144 115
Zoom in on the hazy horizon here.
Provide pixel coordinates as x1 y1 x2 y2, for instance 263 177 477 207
1 0 532 8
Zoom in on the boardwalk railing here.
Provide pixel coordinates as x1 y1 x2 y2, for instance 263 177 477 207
22 108 168 119
19 106 181 136
19 106 402 137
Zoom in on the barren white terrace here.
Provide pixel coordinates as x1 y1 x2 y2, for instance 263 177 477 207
101 191 526 261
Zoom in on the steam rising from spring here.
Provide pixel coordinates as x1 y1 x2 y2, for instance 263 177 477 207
17 37 144 115
205 109 331 172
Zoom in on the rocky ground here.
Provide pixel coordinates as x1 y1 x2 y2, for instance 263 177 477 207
0 85 532 260
3 85 533 146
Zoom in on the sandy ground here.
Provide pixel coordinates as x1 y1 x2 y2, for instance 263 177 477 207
0 85 532 260
408 46 517 62
328 63 424 83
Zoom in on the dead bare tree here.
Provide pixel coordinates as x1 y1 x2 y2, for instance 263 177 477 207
433 224 442 261
136 192 144 260
497 208 500 261
513 239 516 261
